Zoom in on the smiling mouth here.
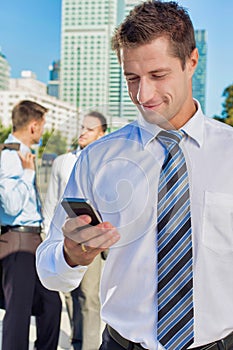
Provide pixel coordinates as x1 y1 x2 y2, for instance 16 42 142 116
142 102 163 110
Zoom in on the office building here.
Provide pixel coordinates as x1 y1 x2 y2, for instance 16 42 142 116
0 71 78 145
47 60 60 98
108 0 139 124
60 0 139 128
60 0 114 112
193 30 207 113
0 51 10 91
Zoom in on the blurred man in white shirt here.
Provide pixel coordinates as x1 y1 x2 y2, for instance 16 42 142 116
43 111 107 350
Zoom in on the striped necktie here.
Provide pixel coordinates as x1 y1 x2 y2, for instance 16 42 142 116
157 130 194 350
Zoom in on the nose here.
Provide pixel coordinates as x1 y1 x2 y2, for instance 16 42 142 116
137 78 154 105
80 126 87 135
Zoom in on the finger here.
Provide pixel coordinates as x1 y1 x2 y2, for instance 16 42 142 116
81 228 120 249
26 152 35 161
63 220 116 245
65 226 120 250
63 239 103 266
62 215 92 235
64 232 119 267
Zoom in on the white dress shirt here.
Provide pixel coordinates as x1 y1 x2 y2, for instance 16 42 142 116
0 134 42 226
36 101 233 349
43 149 81 232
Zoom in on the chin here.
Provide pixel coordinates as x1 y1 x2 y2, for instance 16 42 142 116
140 107 174 129
142 109 165 124
79 142 86 149
33 138 40 145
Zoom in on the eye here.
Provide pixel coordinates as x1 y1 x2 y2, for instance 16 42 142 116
126 76 139 83
152 73 167 79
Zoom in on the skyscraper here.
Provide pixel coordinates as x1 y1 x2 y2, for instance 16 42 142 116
60 0 139 127
60 0 116 116
47 60 60 98
193 30 207 113
108 0 139 122
0 51 10 91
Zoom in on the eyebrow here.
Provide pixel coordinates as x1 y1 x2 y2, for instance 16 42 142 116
124 68 170 76
81 125 97 130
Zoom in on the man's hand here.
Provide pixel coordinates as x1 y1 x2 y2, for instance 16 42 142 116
62 215 120 267
18 151 35 170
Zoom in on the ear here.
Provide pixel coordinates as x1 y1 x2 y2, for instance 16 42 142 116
98 130 105 139
30 120 37 134
188 48 199 77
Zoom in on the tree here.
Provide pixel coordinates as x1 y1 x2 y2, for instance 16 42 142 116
70 136 79 151
221 84 233 127
0 123 11 143
213 115 226 123
39 129 67 157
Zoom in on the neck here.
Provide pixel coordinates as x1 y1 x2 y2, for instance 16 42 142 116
167 100 197 130
13 131 33 147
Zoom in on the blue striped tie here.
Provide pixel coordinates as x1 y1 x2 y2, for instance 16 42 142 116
157 130 194 350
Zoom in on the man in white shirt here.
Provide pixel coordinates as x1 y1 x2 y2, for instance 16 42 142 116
0 100 61 350
43 111 107 350
36 1 233 350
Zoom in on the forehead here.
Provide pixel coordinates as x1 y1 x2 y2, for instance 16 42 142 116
120 37 173 70
82 115 101 128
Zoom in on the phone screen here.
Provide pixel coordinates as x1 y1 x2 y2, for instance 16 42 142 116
61 197 102 226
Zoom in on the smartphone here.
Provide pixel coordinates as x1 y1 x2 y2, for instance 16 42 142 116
61 197 102 226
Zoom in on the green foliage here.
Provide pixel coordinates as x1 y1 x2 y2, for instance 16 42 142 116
0 123 11 143
221 84 233 126
39 129 67 157
70 136 79 151
213 115 226 123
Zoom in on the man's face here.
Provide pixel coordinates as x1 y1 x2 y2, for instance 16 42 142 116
121 37 198 129
78 115 104 149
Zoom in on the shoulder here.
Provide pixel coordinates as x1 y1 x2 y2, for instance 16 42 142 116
86 121 139 150
203 117 233 151
1 146 21 169
76 122 141 168
51 152 76 173
53 152 75 165
205 117 233 137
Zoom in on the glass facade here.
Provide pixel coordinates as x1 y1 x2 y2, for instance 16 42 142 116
0 52 10 91
47 60 60 98
193 30 207 113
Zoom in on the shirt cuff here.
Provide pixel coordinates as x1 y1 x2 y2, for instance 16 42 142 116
22 168 35 183
55 242 88 287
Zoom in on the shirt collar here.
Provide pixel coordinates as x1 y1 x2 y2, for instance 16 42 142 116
181 100 204 148
137 99 205 148
5 133 31 154
71 146 82 158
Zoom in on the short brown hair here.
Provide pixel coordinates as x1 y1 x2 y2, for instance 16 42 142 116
111 0 196 70
12 100 48 132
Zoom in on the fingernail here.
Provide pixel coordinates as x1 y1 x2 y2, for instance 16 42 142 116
79 215 92 223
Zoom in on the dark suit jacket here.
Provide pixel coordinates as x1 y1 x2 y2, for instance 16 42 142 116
0 262 5 309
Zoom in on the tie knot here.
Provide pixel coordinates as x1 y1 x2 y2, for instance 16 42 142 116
157 130 183 149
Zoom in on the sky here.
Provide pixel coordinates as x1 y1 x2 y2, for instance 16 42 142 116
0 0 233 118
